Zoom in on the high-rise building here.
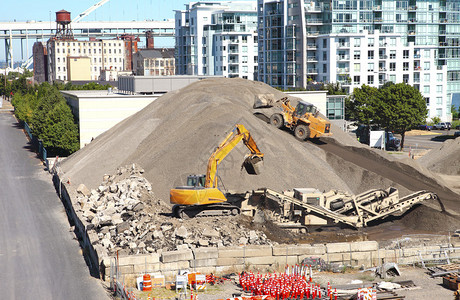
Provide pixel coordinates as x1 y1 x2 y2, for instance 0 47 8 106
258 0 458 121
175 1 259 80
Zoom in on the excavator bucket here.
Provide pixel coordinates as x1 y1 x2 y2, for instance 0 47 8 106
242 155 264 175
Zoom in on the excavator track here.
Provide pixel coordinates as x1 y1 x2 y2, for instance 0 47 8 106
173 202 241 219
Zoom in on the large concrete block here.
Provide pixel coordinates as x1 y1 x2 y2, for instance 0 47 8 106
326 252 351 263
161 249 193 263
273 245 326 256
326 242 351 254
272 255 298 266
119 253 160 265
350 241 378 252
160 260 191 271
245 256 276 265
119 265 134 274
193 247 218 260
218 247 245 258
190 258 218 268
216 257 244 266
244 246 273 257
133 263 161 273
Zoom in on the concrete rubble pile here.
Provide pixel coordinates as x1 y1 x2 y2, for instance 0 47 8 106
74 164 272 257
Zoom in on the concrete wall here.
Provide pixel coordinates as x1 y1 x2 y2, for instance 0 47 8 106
103 240 460 281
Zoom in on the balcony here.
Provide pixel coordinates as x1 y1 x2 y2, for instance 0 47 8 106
306 19 323 24
337 42 350 48
379 55 388 59
414 78 420 83
228 67 239 74
408 6 417 11
337 68 349 74
306 43 317 49
305 5 322 12
307 68 318 74
337 55 350 61
228 49 239 54
228 59 239 64
307 56 318 61
414 66 422 71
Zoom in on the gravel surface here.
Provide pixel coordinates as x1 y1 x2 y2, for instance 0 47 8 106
418 137 460 175
59 78 460 239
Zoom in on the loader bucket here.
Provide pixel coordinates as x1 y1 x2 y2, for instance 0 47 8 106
242 155 264 175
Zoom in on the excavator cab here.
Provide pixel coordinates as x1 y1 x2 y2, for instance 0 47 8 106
186 175 206 188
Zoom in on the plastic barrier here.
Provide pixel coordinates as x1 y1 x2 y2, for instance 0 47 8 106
143 274 152 291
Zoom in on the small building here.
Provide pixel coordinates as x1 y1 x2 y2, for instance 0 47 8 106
61 90 160 148
67 56 91 81
133 48 175 76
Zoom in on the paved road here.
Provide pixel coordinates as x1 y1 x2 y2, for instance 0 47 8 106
0 113 109 299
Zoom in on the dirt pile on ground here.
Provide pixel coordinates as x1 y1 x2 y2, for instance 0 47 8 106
418 138 460 175
61 78 355 201
60 78 458 240
77 165 273 256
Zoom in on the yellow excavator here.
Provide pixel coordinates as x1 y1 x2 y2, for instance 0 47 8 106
170 124 264 218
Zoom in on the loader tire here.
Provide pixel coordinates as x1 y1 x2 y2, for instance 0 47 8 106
270 114 284 129
294 125 310 141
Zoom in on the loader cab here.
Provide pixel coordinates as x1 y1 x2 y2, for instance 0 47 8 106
295 101 317 116
186 175 206 188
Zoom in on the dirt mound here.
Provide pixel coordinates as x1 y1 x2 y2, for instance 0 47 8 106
418 138 460 175
61 78 355 201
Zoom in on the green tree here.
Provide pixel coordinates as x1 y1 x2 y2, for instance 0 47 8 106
11 92 39 124
378 82 427 149
325 82 347 95
31 84 65 138
346 84 381 126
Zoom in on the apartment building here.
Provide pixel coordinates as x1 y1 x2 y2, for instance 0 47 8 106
257 0 458 121
175 1 258 80
133 48 175 76
47 38 125 81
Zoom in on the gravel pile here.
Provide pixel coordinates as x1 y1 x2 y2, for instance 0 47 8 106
418 138 460 175
76 164 272 257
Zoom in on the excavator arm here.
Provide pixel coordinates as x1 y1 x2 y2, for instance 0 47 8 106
206 124 264 188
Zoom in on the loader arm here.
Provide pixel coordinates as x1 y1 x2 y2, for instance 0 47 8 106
205 124 264 188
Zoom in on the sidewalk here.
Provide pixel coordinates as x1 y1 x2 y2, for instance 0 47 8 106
0 96 14 112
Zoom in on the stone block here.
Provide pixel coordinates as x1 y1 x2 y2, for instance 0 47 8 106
244 246 273 257
216 257 244 266
118 253 160 265
245 256 276 265
350 241 378 252
190 258 218 268
161 249 193 263
193 247 218 260
326 242 351 254
218 247 245 258
326 252 351 263
273 244 326 256
160 261 191 271
133 263 161 273
272 255 298 266
119 265 134 274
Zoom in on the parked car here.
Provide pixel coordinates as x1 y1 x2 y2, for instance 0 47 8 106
418 124 432 131
454 131 460 138
446 122 452 130
433 122 448 130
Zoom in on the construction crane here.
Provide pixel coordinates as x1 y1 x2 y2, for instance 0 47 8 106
73 0 112 23
21 0 111 69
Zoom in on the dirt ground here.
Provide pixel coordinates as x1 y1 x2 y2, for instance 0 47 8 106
117 266 456 300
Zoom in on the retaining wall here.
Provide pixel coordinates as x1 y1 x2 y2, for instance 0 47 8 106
104 240 460 281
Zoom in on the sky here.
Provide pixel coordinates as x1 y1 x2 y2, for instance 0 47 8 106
0 0 194 63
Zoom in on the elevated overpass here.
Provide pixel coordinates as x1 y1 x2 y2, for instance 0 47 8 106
0 19 175 67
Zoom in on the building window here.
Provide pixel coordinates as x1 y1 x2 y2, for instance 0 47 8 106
424 86 430 93
354 51 360 59
354 63 360 72
424 50 430 58
389 75 396 82
424 62 430 70
437 73 443 81
389 62 396 71
368 38 374 47
323 64 327 73
368 63 374 72
354 75 360 83
57 48 60 53
367 75 374 84
424 74 430 82
403 62 409 71
436 97 442 105
403 50 409 59
436 108 442 116
437 85 442 93
354 38 360 47
390 50 396 59
323 39 327 48
368 50 374 59
403 74 409 83
323 51 327 61
425 97 430 105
